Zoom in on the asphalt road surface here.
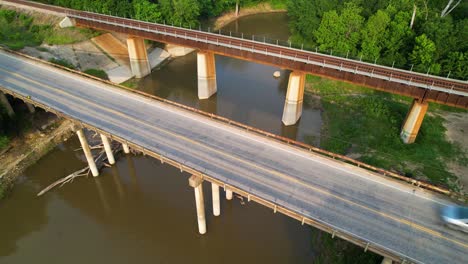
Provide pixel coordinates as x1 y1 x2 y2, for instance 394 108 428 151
0 51 466 263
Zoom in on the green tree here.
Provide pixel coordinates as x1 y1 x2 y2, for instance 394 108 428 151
360 10 391 60
314 2 364 55
410 34 440 73
287 0 339 44
440 51 468 79
133 0 162 22
172 0 200 27
379 5 414 67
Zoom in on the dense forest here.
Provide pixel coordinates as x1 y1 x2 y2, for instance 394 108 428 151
35 0 272 27
32 0 467 79
289 0 467 79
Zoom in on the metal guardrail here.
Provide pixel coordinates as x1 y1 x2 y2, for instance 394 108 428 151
66 11 468 97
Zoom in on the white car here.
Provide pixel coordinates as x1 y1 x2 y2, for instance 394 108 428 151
441 205 468 233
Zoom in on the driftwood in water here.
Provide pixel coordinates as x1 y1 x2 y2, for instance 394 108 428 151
37 142 121 196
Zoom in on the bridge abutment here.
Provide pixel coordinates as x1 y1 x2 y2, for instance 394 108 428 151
400 99 428 144
282 71 305 126
189 175 206 234
127 37 151 78
0 92 15 117
100 134 115 165
197 51 217 99
76 129 99 177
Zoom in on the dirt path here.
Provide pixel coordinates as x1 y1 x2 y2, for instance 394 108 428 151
444 112 468 193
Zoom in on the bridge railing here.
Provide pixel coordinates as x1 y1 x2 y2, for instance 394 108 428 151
65 10 468 96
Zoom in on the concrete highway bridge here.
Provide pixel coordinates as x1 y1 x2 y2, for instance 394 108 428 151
2 0 468 144
1 46 467 263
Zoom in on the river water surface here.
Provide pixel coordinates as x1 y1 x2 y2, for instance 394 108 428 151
0 13 322 264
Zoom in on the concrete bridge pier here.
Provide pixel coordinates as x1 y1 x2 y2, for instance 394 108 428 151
226 189 233 200
122 142 130 154
100 134 115 165
26 102 35 113
381 257 392 264
282 71 306 126
127 37 151 78
212 183 221 216
0 92 15 117
189 175 206 234
76 129 99 177
197 51 217 99
400 99 428 144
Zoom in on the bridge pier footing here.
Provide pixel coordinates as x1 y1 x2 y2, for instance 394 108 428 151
226 189 233 200
212 183 220 216
122 142 130 154
127 37 151 78
381 257 392 264
282 71 305 126
189 175 206 234
400 99 428 144
197 51 217 99
76 129 99 177
100 134 115 165
0 92 15 117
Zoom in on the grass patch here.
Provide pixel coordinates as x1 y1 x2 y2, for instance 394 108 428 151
35 46 48 52
311 230 382 264
49 58 76 69
267 0 287 10
121 78 139 89
84 68 109 80
306 75 467 190
0 9 98 50
0 135 9 150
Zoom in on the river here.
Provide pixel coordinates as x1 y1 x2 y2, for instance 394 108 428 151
0 13 323 264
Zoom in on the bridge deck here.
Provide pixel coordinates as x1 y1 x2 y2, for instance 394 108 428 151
0 51 467 263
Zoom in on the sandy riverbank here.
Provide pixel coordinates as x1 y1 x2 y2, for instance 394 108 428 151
213 2 286 30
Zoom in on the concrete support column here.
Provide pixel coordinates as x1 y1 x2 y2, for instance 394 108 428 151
127 37 151 78
100 134 115 165
189 175 206 234
197 51 217 99
77 129 99 177
226 189 233 200
400 99 428 144
381 257 392 264
122 142 130 154
211 183 220 216
282 71 306 126
0 92 14 117
26 103 35 113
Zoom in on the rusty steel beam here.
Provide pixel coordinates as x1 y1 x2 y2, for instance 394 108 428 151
73 18 468 109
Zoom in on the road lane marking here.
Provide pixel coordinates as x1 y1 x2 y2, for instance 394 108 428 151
1 63 467 250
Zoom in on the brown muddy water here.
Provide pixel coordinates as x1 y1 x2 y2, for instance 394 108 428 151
0 13 322 263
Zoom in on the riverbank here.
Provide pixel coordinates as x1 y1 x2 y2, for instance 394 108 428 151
0 117 74 200
213 2 286 30
304 75 468 194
